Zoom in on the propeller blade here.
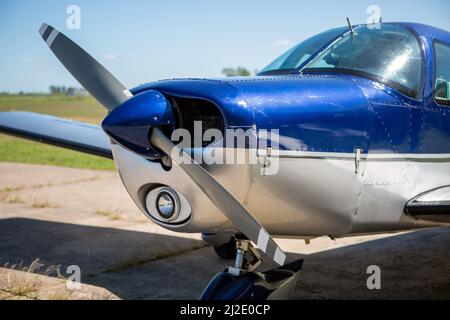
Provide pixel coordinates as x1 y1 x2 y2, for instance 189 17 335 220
39 23 132 110
150 127 286 266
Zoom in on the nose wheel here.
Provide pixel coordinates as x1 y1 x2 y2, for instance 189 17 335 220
213 237 237 260
201 239 303 300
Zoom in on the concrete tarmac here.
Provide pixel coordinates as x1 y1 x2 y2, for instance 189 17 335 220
0 163 449 299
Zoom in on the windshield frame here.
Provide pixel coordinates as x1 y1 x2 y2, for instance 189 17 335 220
301 24 425 100
433 39 450 107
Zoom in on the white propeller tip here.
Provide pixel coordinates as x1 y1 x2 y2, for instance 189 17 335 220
38 23 49 36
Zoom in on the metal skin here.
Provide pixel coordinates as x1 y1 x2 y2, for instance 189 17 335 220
109 23 450 240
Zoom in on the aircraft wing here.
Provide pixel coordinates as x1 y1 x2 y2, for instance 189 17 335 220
0 111 112 159
406 186 450 223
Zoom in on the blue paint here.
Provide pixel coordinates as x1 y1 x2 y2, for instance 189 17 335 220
105 22 450 157
102 89 175 158
132 78 255 128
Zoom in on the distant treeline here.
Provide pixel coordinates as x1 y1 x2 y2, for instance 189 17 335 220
1 68 256 96
49 86 88 96
0 92 49 96
0 86 89 96
222 67 255 77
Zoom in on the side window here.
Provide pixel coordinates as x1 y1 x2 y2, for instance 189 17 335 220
434 42 450 106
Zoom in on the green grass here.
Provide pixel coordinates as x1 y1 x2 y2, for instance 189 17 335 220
0 95 115 170
0 94 106 124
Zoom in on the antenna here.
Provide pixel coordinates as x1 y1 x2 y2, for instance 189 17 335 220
346 17 355 37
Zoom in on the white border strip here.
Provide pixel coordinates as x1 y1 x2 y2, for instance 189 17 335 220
274 248 286 266
46 29 59 47
122 89 133 98
257 229 270 252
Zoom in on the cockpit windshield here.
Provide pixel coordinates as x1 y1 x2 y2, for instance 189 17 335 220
302 24 423 98
259 24 423 99
258 27 347 75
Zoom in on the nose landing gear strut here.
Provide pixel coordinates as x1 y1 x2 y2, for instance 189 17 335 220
200 239 303 300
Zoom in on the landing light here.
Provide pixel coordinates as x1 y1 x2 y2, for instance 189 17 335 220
147 188 180 222
156 191 176 219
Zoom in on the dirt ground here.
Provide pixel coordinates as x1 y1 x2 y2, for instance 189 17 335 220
0 162 449 300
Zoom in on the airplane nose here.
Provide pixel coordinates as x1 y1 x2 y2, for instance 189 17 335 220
102 89 175 158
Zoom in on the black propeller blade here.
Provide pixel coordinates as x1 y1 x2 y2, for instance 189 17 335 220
39 23 132 110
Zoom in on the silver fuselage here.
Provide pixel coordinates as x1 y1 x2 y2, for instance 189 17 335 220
113 144 449 239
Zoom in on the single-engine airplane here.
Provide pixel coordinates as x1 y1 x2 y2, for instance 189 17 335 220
0 21 449 299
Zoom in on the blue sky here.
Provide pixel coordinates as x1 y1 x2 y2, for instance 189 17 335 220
0 0 449 93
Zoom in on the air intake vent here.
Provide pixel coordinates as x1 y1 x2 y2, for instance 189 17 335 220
170 97 225 147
